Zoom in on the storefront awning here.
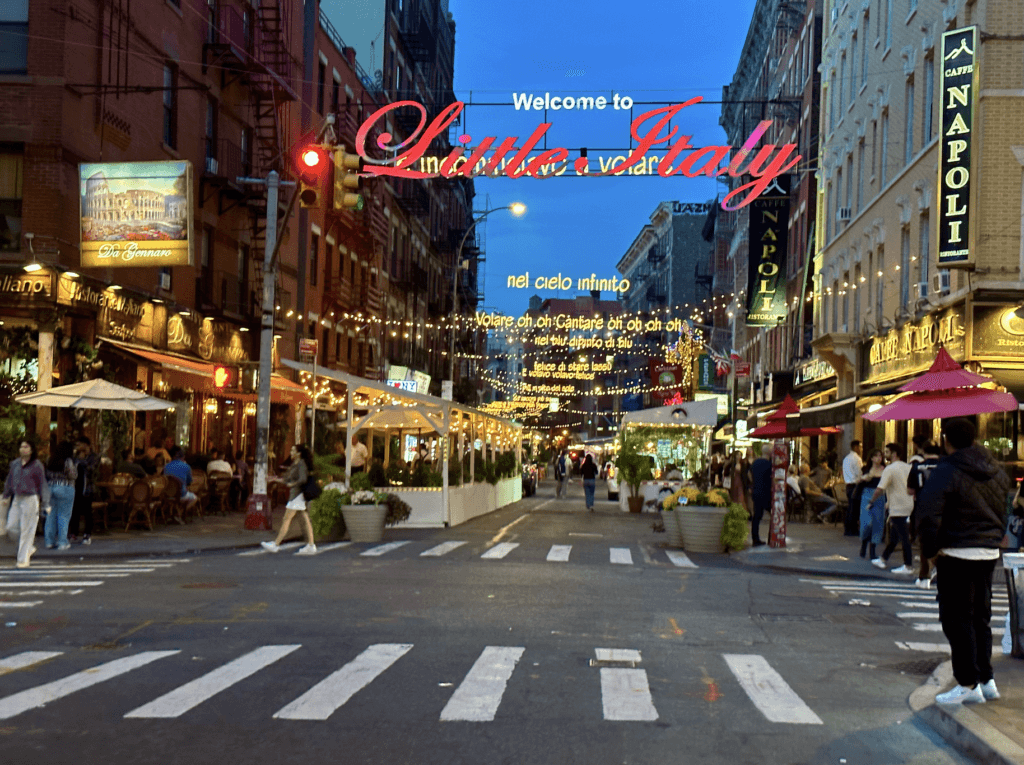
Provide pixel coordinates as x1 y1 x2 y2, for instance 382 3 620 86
799 397 857 428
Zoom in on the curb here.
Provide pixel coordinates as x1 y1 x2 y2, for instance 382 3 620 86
732 548 902 581
911 660 1024 765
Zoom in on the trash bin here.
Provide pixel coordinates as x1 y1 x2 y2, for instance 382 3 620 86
1004 552 1024 659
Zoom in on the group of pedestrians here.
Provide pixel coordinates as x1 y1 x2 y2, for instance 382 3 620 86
839 420 1012 706
553 450 599 511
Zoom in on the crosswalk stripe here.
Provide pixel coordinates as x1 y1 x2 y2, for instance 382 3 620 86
546 545 572 562
599 668 658 721
273 644 413 721
896 642 951 652
0 570 146 576
0 590 83 597
307 542 351 556
3 565 166 570
899 601 1009 610
440 646 524 722
609 548 633 565
665 551 697 568
0 582 104 587
0 650 180 720
897 611 1007 620
0 601 43 607
723 654 822 724
595 648 642 663
360 541 410 557
420 541 467 557
125 645 301 718
237 542 302 557
0 652 63 677
481 543 519 560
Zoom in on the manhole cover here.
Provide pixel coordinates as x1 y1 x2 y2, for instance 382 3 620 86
180 582 238 589
825 612 904 626
754 614 825 623
876 657 946 675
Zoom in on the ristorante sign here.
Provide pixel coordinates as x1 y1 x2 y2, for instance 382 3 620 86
745 175 790 326
863 306 966 383
937 26 978 270
354 99 800 211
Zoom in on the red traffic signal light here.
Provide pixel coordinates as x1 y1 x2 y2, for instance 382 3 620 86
213 365 236 389
295 144 329 208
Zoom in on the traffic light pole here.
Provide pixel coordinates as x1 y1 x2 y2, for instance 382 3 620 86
240 170 297 530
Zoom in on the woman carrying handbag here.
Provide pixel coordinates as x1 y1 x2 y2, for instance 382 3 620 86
261 445 317 555
2 440 50 568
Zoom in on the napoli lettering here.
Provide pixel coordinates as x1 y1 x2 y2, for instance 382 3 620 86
354 99 801 211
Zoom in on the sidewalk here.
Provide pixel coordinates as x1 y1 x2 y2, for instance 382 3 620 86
734 520 1024 765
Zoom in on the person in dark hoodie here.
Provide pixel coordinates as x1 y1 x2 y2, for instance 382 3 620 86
915 418 1009 705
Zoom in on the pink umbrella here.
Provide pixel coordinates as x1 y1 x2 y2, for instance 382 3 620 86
862 386 1018 421
899 346 990 392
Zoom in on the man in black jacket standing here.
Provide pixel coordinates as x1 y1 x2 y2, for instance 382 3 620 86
916 418 1009 705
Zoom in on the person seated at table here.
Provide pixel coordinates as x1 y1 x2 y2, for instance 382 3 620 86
798 463 839 522
232 449 251 509
145 439 171 466
162 447 197 524
207 448 233 475
786 464 802 496
116 448 146 479
663 463 683 480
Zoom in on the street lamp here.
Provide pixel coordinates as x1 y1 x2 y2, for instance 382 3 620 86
448 203 527 387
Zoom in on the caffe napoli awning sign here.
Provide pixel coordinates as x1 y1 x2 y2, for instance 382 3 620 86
354 99 800 211
937 26 978 270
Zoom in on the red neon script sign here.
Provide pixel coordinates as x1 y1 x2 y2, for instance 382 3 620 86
354 99 801 211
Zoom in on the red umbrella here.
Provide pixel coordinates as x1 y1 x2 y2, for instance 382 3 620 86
899 346 990 392
862 386 1018 421
765 394 800 420
750 420 842 438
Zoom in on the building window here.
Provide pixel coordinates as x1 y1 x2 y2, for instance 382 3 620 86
310 232 319 287
205 98 217 161
856 139 865 213
845 156 853 216
904 78 915 164
870 121 877 179
241 127 252 176
919 211 930 295
900 226 911 311
838 54 846 115
880 110 889 185
829 71 837 133
853 264 862 331
317 60 326 114
836 168 843 227
163 64 178 149
861 13 870 85
842 272 849 331
324 242 334 287
923 56 935 143
876 245 885 322
850 34 858 101
885 0 893 50
0 0 28 74
826 181 834 242
831 280 839 333
0 145 23 252
331 78 340 113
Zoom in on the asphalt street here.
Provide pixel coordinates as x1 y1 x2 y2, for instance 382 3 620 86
0 485 974 765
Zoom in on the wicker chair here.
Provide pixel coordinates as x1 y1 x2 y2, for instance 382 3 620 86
105 473 135 529
162 475 184 522
206 471 233 515
190 470 209 519
125 479 154 531
147 475 167 523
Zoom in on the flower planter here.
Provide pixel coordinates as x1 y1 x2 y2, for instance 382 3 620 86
678 506 729 553
663 511 684 547
627 496 645 513
340 504 387 543
314 516 347 544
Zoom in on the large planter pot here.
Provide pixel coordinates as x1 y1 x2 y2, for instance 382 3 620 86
314 516 347 544
678 506 729 553
627 496 645 513
340 504 387 543
663 511 684 547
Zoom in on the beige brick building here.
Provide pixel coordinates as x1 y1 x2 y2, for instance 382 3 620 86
810 0 1024 458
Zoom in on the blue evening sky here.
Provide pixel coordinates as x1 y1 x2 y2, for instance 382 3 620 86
446 0 759 317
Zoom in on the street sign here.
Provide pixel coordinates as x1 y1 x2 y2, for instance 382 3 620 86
298 338 318 356
735 361 751 377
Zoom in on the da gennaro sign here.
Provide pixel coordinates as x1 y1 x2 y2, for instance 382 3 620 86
936 26 979 270
79 161 194 268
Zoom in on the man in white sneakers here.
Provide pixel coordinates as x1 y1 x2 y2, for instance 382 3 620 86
916 419 1009 705
869 442 914 574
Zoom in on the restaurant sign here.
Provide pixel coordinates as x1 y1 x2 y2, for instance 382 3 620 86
745 174 790 326
794 357 835 387
936 26 978 270
79 161 194 268
968 304 1024 359
863 306 965 383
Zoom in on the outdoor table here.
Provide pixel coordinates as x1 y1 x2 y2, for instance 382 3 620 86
1004 552 1024 658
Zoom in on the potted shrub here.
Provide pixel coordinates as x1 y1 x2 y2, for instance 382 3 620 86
721 502 750 552
668 485 732 553
339 472 389 543
307 488 347 542
617 453 654 513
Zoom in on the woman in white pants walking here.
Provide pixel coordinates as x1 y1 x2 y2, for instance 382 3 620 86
3 440 51 568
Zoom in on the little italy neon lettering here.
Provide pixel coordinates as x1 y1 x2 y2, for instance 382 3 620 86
354 99 801 211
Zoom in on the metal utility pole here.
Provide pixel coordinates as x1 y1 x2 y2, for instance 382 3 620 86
241 170 296 530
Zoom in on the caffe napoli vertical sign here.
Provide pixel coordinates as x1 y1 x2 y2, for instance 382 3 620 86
79 160 194 268
746 174 790 326
937 26 978 270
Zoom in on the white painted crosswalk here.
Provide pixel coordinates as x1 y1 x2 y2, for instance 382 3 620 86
800 577 1010 651
0 560 191 610
0 644 823 726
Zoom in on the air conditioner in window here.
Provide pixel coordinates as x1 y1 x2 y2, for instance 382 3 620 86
205 157 219 174
159 271 171 291
933 270 951 293
836 207 852 222
916 281 929 300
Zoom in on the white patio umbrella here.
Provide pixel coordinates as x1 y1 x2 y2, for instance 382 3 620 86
15 379 175 411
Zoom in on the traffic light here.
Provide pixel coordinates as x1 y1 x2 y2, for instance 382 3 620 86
334 146 365 210
296 145 329 208
213 365 237 389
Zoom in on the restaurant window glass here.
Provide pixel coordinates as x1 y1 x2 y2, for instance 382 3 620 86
0 0 28 75
0 145 23 252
